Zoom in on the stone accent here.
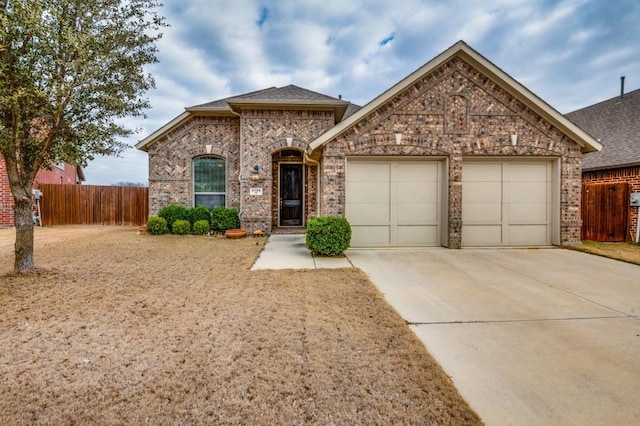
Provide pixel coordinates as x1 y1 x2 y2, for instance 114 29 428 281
319 57 583 247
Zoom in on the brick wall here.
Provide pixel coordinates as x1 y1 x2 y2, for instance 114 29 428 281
147 110 333 233
319 56 583 247
583 166 640 241
0 158 13 227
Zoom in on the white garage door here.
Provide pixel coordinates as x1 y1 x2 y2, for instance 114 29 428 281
462 160 553 246
346 160 442 247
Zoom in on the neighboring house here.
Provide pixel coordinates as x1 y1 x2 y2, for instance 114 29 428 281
566 87 640 242
137 41 601 248
0 159 85 227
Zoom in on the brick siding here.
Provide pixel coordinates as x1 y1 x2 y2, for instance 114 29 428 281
319 57 583 247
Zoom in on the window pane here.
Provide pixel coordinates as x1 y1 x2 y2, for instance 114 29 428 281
194 157 225 193
195 194 225 210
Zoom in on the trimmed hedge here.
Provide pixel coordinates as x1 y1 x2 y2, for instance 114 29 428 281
193 220 210 235
305 216 351 256
211 207 240 232
188 206 211 226
147 216 169 235
172 219 191 235
158 204 188 231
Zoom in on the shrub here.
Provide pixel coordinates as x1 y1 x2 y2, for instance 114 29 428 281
193 220 210 235
172 219 191 235
305 216 351 256
147 216 168 235
211 207 240 232
158 204 188 232
188 206 211 226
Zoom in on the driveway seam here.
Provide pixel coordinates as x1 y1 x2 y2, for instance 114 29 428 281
407 315 628 325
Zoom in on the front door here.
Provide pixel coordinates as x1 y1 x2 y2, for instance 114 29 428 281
279 164 303 226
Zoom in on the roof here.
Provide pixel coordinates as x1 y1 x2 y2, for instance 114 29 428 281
137 85 352 151
566 88 640 171
307 40 602 158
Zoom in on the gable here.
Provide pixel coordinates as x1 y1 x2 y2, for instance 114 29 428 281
307 41 601 158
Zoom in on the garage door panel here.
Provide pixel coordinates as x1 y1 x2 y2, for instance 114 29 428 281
398 202 438 224
462 202 502 223
397 226 438 245
463 181 502 203
347 181 389 204
397 162 438 180
347 203 389 225
509 203 548 222
351 226 390 247
509 163 548 181
509 182 548 203
462 225 502 246
348 163 390 181
397 181 438 203
463 163 502 181
509 225 548 245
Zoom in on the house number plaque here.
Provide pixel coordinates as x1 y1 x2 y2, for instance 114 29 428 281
249 188 263 196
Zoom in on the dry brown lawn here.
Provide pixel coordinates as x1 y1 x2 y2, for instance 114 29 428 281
566 240 640 265
0 226 481 425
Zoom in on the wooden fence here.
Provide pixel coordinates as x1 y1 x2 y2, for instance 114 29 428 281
581 182 629 242
39 184 148 226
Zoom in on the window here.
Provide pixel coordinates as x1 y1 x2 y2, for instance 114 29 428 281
194 157 225 209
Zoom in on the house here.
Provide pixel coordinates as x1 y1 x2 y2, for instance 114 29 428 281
0 159 85 227
566 86 640 242
137 41 601 248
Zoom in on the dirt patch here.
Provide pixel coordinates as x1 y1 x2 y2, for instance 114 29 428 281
0 226 481 425
566 241 640 266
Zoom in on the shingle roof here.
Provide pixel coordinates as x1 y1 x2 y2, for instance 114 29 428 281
566 88 640 171
189 85 345 109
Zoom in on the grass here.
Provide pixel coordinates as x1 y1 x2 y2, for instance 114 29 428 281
565 240 640 266
0 226 481 425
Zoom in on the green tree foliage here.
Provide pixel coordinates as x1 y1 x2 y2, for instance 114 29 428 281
0 0 166 272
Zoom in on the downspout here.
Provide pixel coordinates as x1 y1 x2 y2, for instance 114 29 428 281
636 210 639 244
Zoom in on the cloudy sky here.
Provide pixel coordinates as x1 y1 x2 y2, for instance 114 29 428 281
84 0 640 185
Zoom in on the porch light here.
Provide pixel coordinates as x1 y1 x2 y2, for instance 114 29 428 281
251 165 260 180
286 137 293 147
395 133 402 145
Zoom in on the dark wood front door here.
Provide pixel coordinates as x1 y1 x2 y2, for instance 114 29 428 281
279 164 303 226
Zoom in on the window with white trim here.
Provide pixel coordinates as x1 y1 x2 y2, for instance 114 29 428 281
194 157 225 209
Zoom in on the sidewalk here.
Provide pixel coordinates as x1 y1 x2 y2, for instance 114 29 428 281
251 234 353 270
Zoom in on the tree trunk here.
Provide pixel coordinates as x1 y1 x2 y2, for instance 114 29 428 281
14 197 35 273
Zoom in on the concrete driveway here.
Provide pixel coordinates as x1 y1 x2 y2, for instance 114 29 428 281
346 248 640 426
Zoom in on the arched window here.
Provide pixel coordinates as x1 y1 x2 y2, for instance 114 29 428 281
194 157 225 209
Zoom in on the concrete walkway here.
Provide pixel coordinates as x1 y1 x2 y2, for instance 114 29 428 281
251 234 352 270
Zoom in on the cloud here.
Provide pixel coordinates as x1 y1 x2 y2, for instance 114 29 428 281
83 0 640 184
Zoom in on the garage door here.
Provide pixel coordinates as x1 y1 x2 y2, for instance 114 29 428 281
462 160 553 246
346 160 442 247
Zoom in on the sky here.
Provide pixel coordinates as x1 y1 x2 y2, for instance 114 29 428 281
84 0 640 185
